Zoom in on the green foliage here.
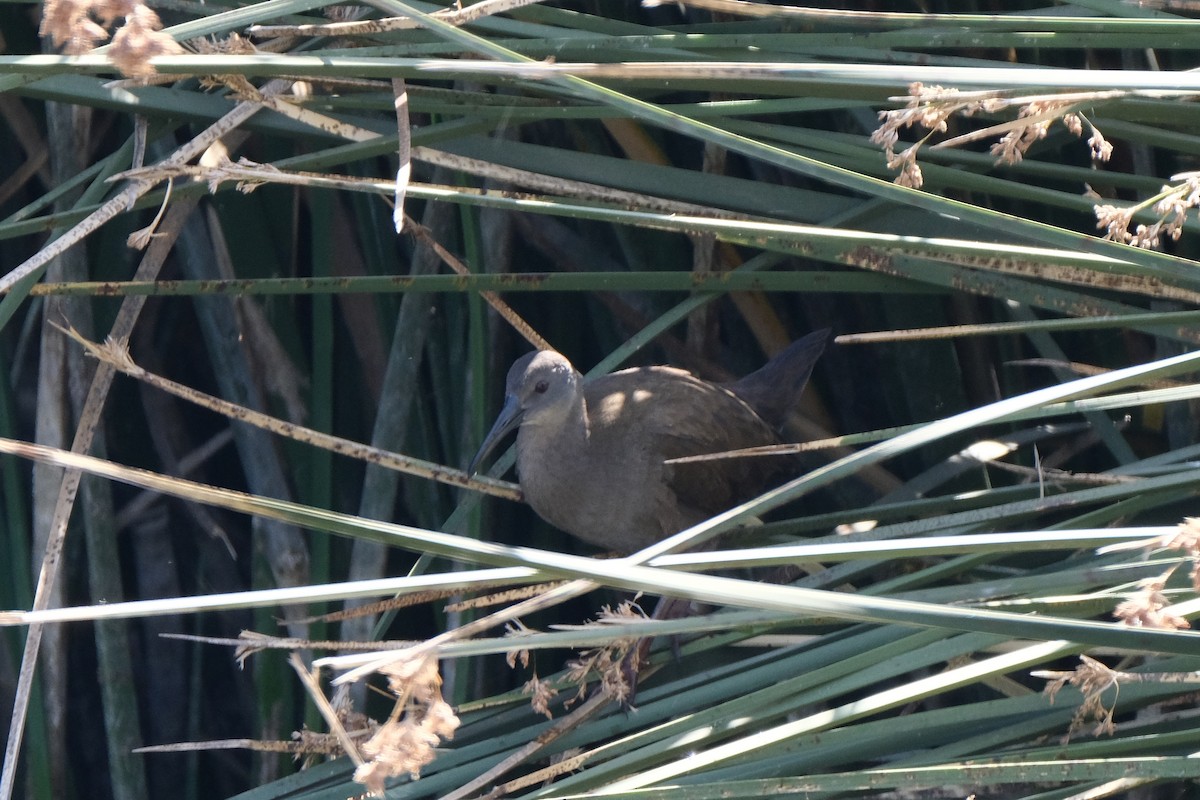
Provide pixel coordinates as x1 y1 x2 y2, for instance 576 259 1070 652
4 2 1200 800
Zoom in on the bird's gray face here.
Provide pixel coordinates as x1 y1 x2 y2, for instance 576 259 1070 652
505 350 578 427
468 350 579 474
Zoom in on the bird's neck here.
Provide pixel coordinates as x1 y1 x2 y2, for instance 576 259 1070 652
551 397 591 450
517 397 591 478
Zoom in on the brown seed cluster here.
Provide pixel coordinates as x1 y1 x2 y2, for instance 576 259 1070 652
1158 516 1200 593
1113 570 1190 631
871 82 1113 190
352 653 461 796
1095 173 1200 249
1041 655 1120 739
560 600 647 709
871 82 1004 189
40 0 182 77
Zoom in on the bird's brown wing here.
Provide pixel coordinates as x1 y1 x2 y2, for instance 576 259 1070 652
586 367 790 524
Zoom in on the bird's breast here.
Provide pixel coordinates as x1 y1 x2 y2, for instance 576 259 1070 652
515 432 666 552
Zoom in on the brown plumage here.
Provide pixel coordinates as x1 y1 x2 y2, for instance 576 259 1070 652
470 329 829 553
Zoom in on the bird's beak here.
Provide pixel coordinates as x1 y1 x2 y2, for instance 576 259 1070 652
468 394 524 475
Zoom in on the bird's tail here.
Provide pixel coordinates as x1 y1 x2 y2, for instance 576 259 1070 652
729 328 830 431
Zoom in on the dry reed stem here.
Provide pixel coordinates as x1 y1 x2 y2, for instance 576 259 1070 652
58 326 523 500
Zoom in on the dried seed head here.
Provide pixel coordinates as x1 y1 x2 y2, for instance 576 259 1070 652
523 673 559 719
109 5 183 78
40 0 181 76
1113 569 1190 630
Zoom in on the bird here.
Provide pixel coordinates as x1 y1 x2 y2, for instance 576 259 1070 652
469 329 830 554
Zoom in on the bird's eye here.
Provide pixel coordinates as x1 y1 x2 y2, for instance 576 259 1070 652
534 380 549 394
